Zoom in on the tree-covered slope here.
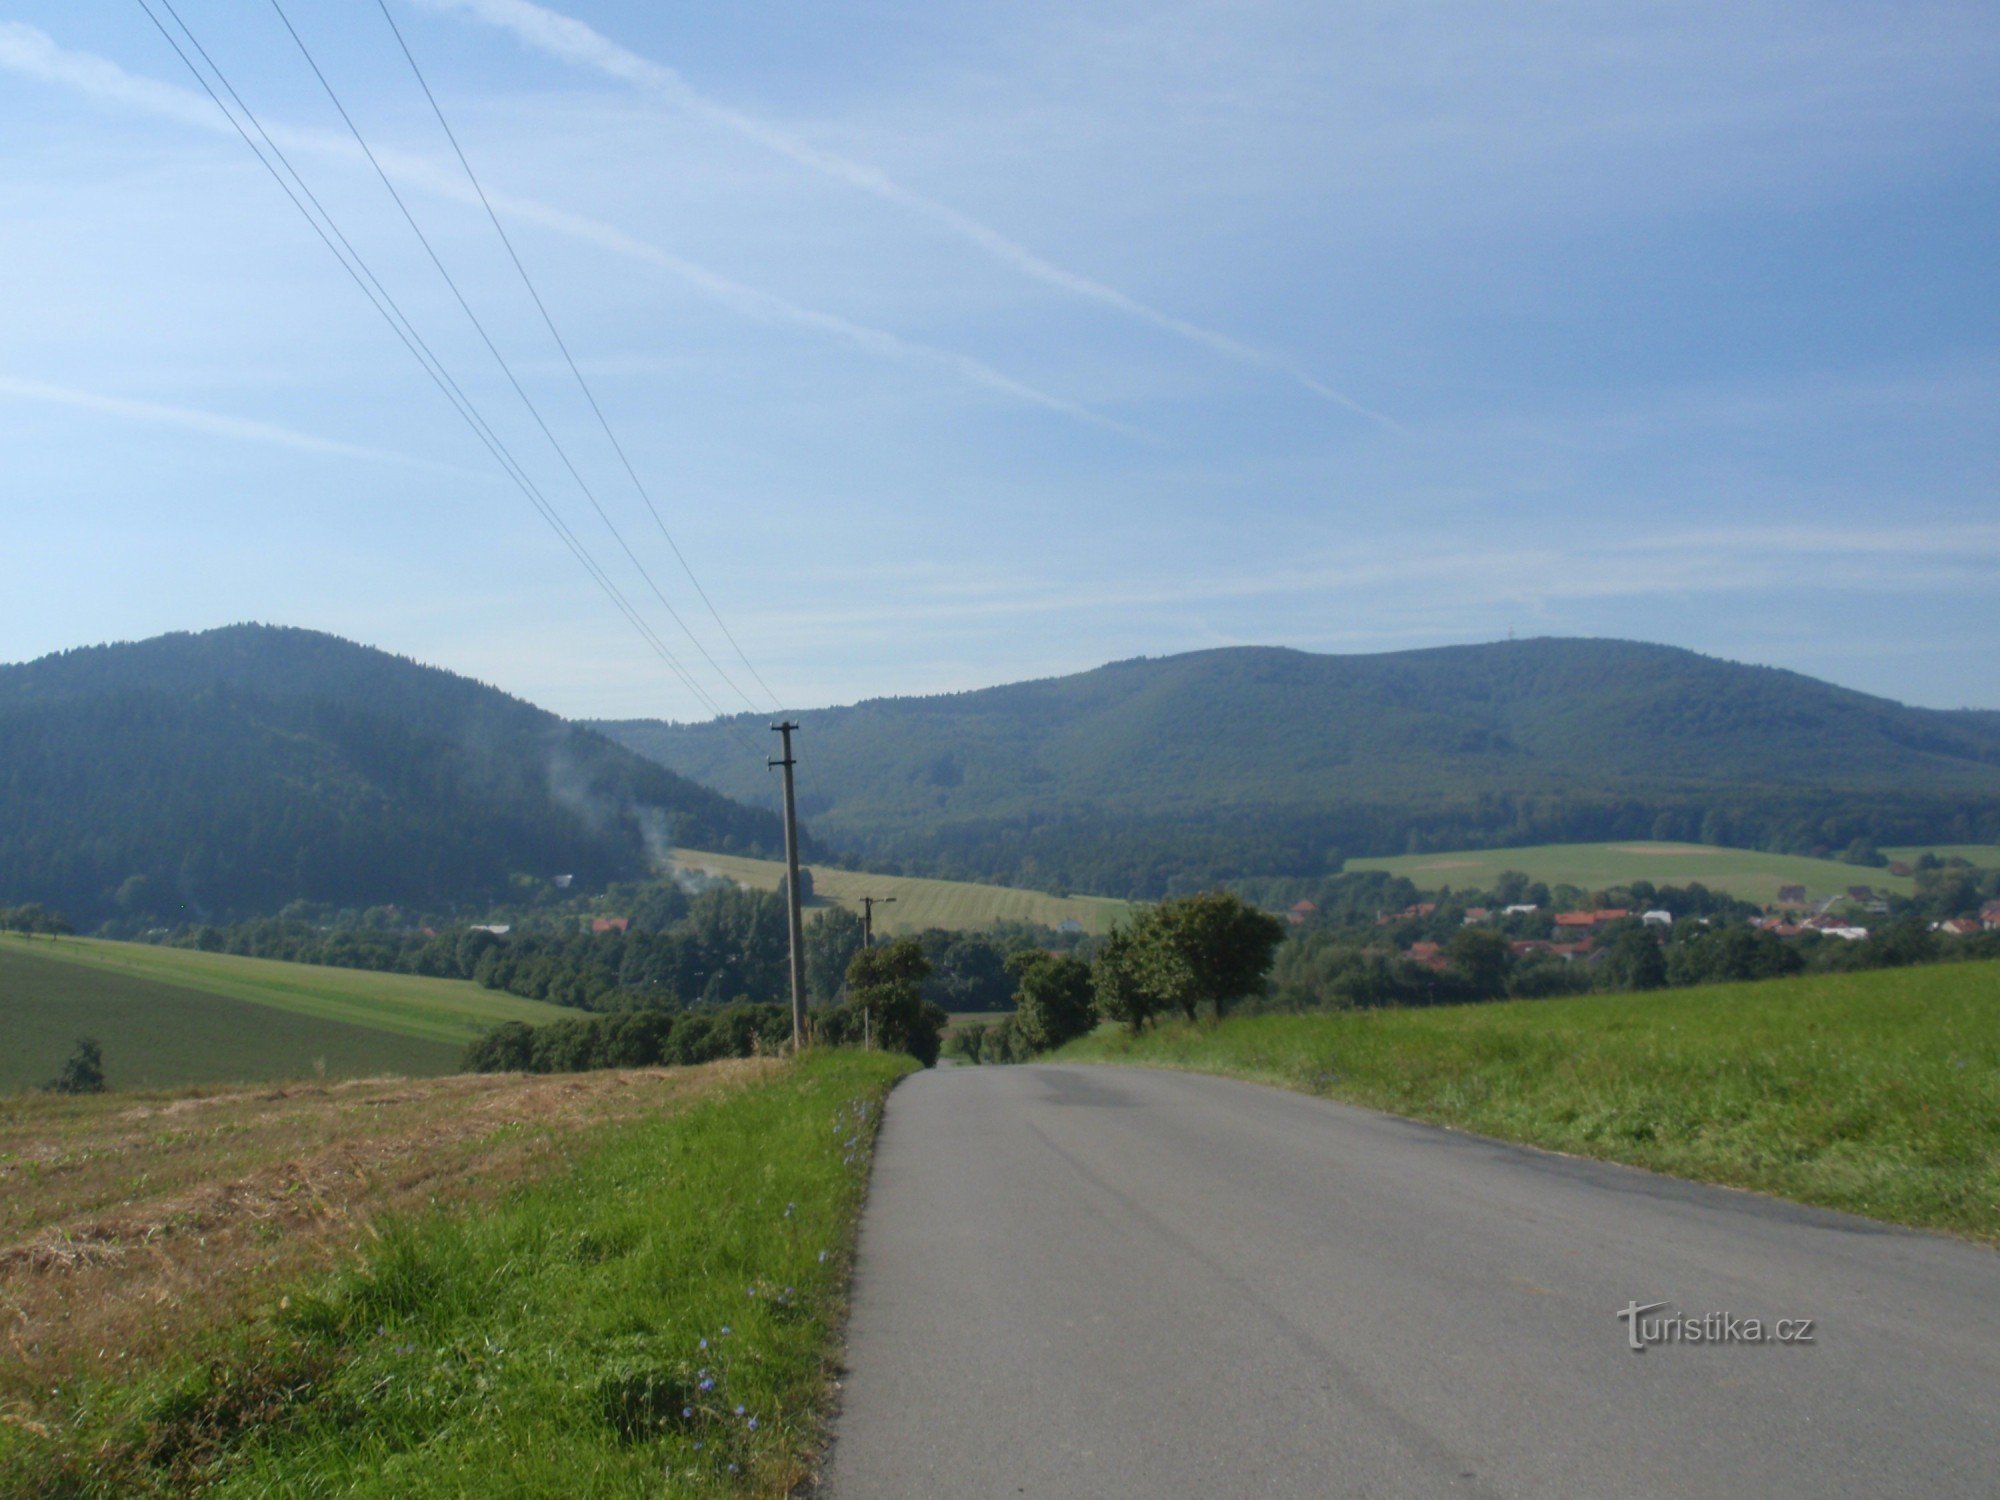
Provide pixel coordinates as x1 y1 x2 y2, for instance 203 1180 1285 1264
0 625 783 924
595 639 2000 897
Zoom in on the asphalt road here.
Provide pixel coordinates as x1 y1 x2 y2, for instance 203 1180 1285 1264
823 1064 1998 1499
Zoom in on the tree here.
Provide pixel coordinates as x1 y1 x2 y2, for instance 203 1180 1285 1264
1132 892 1286 1021
845 938 946 1066
1091 925 1158 1034
805 906 865 1002
45 1037 105 1095
1601 927 1666 991
1446 927 1511 999
1006 951 1096 1052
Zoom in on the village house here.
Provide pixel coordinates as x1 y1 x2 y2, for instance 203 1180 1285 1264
1982 900 2000 931
1287 900 1318 927
1553 908 1630 935
1462 907 1492 924
1934 918 1982 938
1502 902 1539 916
1406 940 1449 971
1376 902 1439 926
590 917 630 935
1641 909 1673 928
1777 884 1808 905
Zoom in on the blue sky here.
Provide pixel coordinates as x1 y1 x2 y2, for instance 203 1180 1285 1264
2 0 1995 718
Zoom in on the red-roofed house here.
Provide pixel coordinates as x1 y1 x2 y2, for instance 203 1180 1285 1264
1982 900 2000 931
1406 940 1449 972
591 917 630 936
1287 900 1318 927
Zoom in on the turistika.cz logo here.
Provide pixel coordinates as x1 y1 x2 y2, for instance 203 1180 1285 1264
1616 1301 1816 1353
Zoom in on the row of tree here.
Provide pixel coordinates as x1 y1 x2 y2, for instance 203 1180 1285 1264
951 893 1286 1063
0 903 73 935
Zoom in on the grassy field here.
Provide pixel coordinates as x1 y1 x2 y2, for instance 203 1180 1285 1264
1058 960 2000 1241
1883 844 2000 868
670 848 1133 935
1345 840 1919 904
1 934 576 1093
0 1049 913 1496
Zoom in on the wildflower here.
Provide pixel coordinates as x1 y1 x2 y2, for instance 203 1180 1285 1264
818 1250 829 1263
682 1406 693 1420
698 1338 708 1350
734 1405 746 1417
721 1325 732 1336
748 1416 760 1431
698 1378 714 1392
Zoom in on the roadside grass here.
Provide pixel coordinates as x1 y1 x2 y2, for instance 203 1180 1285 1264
1057 961 2000 1242
2 932 572 1056
0 1066 740 1407
0 1049 912 1497
0 941 464 1092
670 848 1132 935
1344 840 1918 904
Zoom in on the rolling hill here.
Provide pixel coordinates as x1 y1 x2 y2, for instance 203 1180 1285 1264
597 639 2000 897
0 933 574 1091
0 625 786 925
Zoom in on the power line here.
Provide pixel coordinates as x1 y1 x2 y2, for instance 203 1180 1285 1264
372 0 786 716
137 0 724 717
265 0 755 719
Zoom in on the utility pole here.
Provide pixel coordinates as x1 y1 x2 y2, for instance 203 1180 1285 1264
769 721 807 1051
858 895 897 949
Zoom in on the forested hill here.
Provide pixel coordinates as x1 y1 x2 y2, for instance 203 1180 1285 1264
0 625 784 925
595 639 2000 898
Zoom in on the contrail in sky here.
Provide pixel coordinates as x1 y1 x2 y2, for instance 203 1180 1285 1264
0 371 472 471
0 22 1130 435
413 0 1399 428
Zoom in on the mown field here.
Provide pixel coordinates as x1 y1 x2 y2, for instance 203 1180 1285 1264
0 1049 912 1496
670 848 1133 935
1883 843 2000 868
1059 960 2000 1241
0 935 575 1093
1344 840 1921 904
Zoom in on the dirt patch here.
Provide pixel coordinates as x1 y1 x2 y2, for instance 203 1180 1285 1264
0 1061 772 1400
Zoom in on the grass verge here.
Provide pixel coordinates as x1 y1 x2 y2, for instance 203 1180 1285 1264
0 1049 914 1496
1056 961 2000 1242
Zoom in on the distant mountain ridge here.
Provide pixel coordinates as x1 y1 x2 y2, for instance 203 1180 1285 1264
594 639 2000 898
0 625 785 925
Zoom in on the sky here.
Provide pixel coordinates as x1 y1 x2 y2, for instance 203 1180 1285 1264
1 0 1995 719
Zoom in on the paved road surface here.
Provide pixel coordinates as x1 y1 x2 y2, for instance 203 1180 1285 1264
824 1065 1998 1498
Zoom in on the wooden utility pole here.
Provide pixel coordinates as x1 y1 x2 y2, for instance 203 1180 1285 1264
859 895 897 948
769 721 807 1050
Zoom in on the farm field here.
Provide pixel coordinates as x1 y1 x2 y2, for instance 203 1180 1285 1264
1883 844 2000 868
1345 840 1917 904
0 1050 911 1496
670 847 1133 934
1060 959 2000 1241
0 935 575 1093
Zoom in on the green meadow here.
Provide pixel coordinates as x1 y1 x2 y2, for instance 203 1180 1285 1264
1344 840 1921 904
1060 960 2000 1241
0 934 574 1092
